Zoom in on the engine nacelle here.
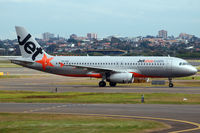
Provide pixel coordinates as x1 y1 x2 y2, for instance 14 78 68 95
133 78 149 83
106 73 134 83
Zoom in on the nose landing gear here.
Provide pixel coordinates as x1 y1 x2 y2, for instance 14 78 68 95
168 78 174 87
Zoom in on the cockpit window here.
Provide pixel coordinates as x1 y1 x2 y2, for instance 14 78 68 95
179 62 190 66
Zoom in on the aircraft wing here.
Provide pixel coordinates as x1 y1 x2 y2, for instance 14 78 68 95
66 64 128 73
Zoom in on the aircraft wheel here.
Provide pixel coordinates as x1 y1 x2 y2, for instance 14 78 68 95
109 82 117 87
169 83 174 88
99 81 106 87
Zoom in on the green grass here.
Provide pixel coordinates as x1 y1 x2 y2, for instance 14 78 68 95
0 60 22 68
0 90 200 104
177 76 200 80
0 75 49 79
0 64 22 68
187 60 200 62
0 75 22 79
0 113 168 133
56 79 200 87
0 60 12 63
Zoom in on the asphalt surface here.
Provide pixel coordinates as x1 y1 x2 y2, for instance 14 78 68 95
0 103 200 133
1 80 200 94
0 67 200 94
0 67 200 132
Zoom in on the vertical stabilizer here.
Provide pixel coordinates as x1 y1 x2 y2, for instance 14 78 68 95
15 26 49 61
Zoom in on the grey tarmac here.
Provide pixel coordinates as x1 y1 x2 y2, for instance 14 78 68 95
0 74 200 94
0 103 200 133
0 67 200 132
1 67 200 94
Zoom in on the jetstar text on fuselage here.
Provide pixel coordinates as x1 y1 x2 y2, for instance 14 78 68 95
137 59 164 63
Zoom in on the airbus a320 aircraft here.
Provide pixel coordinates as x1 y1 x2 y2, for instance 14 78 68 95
11 26 197 87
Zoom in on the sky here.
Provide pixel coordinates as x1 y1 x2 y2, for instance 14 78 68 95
0 0 200 39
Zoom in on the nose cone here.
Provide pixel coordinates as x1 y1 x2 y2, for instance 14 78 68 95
172 66 198 77
189 66 198 75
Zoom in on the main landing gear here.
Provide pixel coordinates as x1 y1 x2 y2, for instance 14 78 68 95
168 78 174 88
98 81 117 87
109 82 117 87
99 81 106 87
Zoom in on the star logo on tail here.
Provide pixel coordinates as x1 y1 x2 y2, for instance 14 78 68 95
35 54 54 70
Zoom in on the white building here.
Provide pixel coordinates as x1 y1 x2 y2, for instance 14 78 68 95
87 33 97 40
42 32 54 40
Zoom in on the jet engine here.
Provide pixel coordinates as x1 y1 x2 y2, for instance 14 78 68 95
106 73 134 83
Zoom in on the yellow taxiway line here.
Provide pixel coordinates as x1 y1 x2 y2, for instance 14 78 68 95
24 105 200 133
51 113 200 133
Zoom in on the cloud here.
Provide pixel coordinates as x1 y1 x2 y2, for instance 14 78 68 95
0 0 200 39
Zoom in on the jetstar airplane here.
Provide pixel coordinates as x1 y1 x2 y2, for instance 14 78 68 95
11 26 197 87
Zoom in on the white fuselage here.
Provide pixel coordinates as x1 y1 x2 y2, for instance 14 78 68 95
12 26 198 87
18 56 197 78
